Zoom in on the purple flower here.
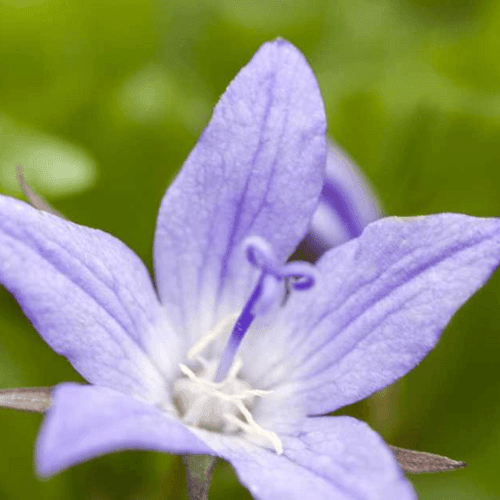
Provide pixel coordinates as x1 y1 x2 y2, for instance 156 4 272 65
0 39 499 499
301 142 383 260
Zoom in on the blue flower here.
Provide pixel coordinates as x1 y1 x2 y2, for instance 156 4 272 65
0 39 499 499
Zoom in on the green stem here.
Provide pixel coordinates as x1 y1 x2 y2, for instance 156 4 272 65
182 455 217 500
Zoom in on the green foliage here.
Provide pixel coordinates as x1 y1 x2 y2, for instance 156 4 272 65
0 0 499 498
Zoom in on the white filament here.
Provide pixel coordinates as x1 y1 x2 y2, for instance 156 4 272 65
187 313 239 361
173 318 283 454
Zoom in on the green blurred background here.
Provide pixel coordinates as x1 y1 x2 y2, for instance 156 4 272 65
0 0 499 498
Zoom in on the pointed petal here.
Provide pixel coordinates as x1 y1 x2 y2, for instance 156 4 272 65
301 142 382 259
247 214 500 416
36 383 211 477
193 416 415 500
154 39 326 339
0 197 175 401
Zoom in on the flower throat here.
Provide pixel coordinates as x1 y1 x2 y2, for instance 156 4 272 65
172 237 315 453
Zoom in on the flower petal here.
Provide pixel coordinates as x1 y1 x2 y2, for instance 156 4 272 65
193 416 415 499
246 214 500 416
154 39 326 339
300 142 383 259
0 197 175 401
36 383 211 477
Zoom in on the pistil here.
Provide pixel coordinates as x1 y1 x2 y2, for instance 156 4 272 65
214 237 316 382
174 237 316 454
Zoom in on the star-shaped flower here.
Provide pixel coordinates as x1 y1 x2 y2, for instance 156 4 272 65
1 39 499 499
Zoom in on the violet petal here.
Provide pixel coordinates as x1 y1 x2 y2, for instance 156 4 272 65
0 197 172 401
36 383 211 477
153 39 326 341
193 416 415 499
247 214 500 416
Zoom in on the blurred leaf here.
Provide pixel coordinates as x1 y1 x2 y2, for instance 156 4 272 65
113 62 211 132
0 115 97 198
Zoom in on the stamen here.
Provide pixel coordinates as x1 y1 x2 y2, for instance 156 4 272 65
227 357 243 380
178 363 282 452
180 359 271 398
175 237 312 454
187 313 239 361
223 412 283 454
179 363 202 381
177 359 279 449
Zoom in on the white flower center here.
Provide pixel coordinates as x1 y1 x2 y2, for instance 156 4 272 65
171 315 283 454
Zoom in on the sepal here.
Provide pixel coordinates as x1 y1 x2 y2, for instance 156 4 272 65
389 445 466 474
0 387 52 412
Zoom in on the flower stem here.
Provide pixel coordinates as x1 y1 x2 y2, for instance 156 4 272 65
182 455 217 500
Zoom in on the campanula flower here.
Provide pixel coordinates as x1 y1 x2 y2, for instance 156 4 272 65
302 142 383 259
1 39 499 499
